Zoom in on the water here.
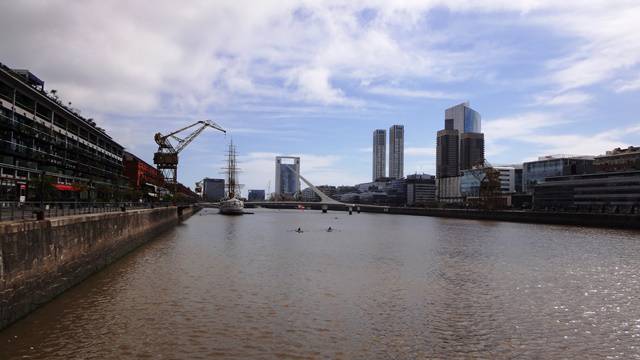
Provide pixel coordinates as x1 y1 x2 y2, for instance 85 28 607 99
1 208 639 359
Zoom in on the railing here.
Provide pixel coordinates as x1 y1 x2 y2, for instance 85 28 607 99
0 201 177 222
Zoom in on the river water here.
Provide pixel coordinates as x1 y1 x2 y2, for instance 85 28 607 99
1 208 639 359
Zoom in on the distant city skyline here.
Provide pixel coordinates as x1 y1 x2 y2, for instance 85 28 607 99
2 2 639 194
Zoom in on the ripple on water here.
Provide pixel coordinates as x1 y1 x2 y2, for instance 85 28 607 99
0 210 639 359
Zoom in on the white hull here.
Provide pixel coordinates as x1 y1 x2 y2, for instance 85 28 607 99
219 198 244 215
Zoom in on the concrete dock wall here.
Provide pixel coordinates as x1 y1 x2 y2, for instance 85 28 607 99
0 205 197 330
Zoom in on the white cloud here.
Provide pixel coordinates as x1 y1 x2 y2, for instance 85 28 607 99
484 113 638 161
484 113 566 140
533 91 593 106
367 86 462 100
287 67 355 105
614 76 640 93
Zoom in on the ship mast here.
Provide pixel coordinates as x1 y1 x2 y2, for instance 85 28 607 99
225 140 239 199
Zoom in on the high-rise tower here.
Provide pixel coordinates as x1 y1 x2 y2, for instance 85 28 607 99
436 102 484 178
372 129 386 180
389 125 404 179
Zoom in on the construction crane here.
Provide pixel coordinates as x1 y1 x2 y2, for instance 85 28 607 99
153 120 226 192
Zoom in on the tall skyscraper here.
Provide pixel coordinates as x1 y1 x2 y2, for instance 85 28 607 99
436 129 459 178
445 101 481 134
389 125 404 179
460 132 485 170
436 102 485 178
275 156 301 196
372 129 386 180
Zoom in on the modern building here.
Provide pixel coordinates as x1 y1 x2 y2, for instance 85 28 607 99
247 189 265 201
201 178 225 201
445 101 481 134
436 176 462 203
460 166 519 197
460 132 485 170
301 187 320 202
372 129 386 181
436 102 484 202
436 128 459 178
275 156 300 197
0 63 125 202
593 146 640 172
522 155 594 193
459 168 485 198
388 125 404 179
533 170 640 213
406 174 436 206
494 166 520 193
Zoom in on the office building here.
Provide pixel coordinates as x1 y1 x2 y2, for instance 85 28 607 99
494 166 520 193
445 101 481 134
593 146 640 172
460 132 485 170
436 102 484 202
372 129 386 180
202 178 225 201
460 166 519 198
248 189 265 201
533 170 640 213
388 125 404 179
436 176 462 203
406 174 436 206
0 63 125 202
522 155 594 193
275 156 300 197
301 187 320 202
436 128 459 178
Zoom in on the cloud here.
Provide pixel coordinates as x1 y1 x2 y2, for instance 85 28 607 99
533 91 593 106
286 67 356 105
483 113 566 141
367 86 462 100
614 76 640 93
484 113 638 161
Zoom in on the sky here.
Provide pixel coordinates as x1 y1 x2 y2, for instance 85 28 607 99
1 0 639 195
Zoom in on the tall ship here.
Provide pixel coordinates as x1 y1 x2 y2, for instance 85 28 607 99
219 141 245 215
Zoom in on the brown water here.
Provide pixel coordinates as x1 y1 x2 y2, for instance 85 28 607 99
1 208 639 359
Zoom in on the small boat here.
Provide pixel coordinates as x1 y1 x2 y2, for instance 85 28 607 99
219 140 245 215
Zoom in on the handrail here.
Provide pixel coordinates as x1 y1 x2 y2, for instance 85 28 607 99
0 201 192 222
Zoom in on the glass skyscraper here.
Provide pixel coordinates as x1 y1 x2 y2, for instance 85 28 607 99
445 101 481 134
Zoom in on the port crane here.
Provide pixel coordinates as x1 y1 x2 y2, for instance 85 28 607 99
153 120 226 192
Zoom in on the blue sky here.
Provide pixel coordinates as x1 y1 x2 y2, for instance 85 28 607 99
1 1 639 194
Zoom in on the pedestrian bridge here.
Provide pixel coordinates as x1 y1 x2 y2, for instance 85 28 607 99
201 166 344 207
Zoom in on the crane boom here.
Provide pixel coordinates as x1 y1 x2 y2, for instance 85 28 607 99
153 119 226 192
